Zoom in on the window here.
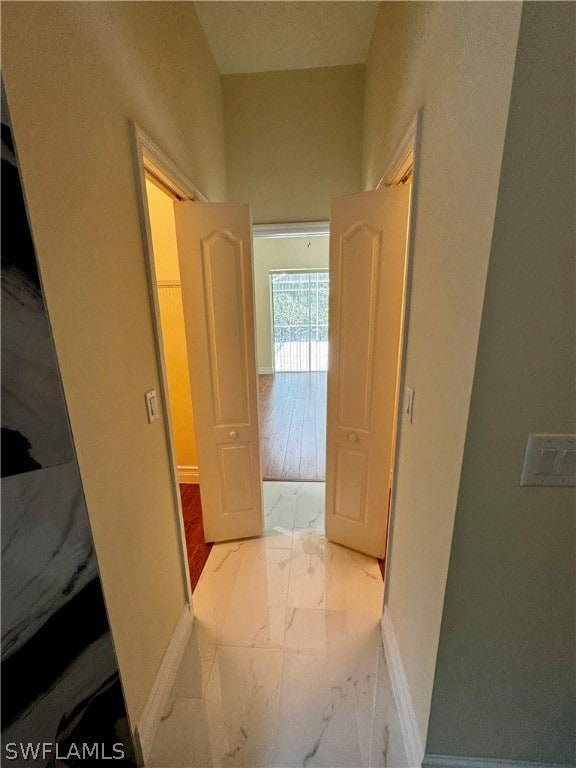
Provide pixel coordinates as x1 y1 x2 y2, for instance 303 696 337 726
271 270 329 372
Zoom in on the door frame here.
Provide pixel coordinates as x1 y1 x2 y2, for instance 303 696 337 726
253 221 330 239
375 108 424 603
130 122 209 605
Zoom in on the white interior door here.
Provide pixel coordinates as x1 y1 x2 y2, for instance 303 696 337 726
326 187 410 558
174 201 263 542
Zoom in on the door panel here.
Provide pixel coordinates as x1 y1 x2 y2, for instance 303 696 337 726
335 445 369 522
203 232 250 424
326 187 410 558
174 201 263 542
336 225 380 430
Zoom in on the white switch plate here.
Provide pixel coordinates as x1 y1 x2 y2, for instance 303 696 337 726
145 390 159 423
405 387 415 423
520 434 576 487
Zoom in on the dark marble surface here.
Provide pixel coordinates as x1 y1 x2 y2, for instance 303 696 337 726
1 86 136 766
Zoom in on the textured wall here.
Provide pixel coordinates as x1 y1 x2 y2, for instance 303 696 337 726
427 3 576 762
364 1 522 743
1 1 226 728
223 65 364 223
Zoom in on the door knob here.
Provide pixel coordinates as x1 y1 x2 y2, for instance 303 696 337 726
348 433 358 443
229 430 238 439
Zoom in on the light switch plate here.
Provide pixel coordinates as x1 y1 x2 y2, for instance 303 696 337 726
145 390 159 423
520 434 576 487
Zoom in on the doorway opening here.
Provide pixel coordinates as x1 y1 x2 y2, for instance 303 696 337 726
144 175 212 592
132 124 217 598
132 105 421 601
253 231 330 485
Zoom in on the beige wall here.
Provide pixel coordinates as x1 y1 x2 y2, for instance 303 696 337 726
364 1 523 742
146 179 198 472
253 236 329 371
223 65 364 223
426 3 576 762
1 1 226 729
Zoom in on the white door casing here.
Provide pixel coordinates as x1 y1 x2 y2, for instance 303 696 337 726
174 201 263 542
326 187 410 558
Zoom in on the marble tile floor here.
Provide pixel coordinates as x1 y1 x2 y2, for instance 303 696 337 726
150 482 408 768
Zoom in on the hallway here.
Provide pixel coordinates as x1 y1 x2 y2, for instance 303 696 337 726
149 482 407 767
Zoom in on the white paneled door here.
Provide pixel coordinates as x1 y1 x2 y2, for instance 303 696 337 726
326 187 410 558
174 201 263 542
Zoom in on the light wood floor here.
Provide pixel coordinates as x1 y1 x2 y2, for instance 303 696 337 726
258 372 327 481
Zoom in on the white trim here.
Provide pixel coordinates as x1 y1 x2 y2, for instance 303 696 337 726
253 221 330 239
135 124 208 203
258 366 274 375
382 609 425 768
376 111 421 189
178 465 199 484
131 122 202 606
269 268 330 275
423 757 574 768
382 107 424 600
134 604 193 766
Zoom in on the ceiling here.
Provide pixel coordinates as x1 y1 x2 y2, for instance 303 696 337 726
194 1 381 75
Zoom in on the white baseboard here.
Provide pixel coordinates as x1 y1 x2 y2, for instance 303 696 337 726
423 757 574 768
134 604 193 765
258 366 274 375
382 609 425 768
178 465 199 483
